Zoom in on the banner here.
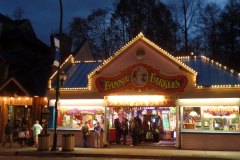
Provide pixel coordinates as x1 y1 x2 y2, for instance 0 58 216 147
53 35 60 68
95 63 189 94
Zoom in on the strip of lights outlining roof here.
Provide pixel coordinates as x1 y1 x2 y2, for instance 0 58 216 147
176 56 240 89
49 33 240 90
87 32 198 80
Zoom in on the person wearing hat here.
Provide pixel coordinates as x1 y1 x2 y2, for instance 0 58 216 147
81 121 90 148
31 120 43 148
1 119 13 148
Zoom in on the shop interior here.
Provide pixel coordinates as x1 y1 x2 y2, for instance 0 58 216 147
182 106 240 131
57 106 105 130
107 106 176 146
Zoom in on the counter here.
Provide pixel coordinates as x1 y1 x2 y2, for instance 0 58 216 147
181 131 240 151
47 130 105 148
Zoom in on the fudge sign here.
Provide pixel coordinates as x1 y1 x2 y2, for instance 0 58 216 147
95 63 189 94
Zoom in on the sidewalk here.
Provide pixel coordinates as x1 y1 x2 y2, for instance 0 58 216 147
0 142 239 160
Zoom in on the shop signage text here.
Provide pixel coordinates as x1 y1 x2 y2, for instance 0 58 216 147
60 108 103 115
107 100 176 107
95 63 189 94
203 107 239 116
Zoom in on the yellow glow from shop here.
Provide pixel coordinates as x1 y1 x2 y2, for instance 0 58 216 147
60 106 104 109
203 113 236 118
108 96 164 102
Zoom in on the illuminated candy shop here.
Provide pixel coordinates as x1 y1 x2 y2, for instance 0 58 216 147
47 33 240 150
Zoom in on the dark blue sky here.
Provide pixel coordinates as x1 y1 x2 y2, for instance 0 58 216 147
0 0 226 47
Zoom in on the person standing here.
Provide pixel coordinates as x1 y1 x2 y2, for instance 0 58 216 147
31 120 43 148
17 123 26 147
136 116 142 144
82 121 90 148
130 118 138 146
122 124 127 145
94 122 102 148
122 118 128 136
1 119 13 148
24 127 30 147
114 118 121 144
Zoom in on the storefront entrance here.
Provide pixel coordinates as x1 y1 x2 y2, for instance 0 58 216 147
107 106 176 147
8 105 32 139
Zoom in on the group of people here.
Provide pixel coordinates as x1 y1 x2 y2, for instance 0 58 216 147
81 121 102 148
1 119 43 148
114 116 142 146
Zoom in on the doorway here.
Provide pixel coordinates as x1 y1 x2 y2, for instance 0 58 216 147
8 105 32 139
106 106 176 147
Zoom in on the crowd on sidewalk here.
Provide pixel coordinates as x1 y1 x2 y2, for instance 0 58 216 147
1 119 42 148
114 116 143 146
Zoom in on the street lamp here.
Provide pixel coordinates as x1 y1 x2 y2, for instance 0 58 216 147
51 0 63 151
191 52 194 55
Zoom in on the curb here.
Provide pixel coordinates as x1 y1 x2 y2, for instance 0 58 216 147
0 152 224 160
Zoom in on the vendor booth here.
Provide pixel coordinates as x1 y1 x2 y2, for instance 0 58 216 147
47 33 240 150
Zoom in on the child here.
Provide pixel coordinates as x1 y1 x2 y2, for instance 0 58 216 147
122 124 127 145
24 127 30 147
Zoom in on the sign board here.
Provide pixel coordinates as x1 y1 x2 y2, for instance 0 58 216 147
107 100 176 107
60 108 104 116
95 63 189 94
202 106 239 116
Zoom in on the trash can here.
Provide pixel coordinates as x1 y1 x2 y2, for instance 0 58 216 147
62 134 74 151
38 134 50 151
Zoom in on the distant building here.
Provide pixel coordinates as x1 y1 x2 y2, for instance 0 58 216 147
0 13 51 142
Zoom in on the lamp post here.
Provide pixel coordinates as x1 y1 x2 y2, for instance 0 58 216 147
51 0 63 151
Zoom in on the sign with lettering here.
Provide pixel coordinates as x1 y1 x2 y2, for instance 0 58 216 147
95 63 189 94
107 100 176 107
203 106 239 116
60 108 104 116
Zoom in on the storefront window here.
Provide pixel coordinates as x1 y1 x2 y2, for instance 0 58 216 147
58 106 105 130
181 106 240 132
182 107 201 130
202 106 239 131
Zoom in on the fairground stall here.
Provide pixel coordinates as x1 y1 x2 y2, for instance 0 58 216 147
47 33 240 150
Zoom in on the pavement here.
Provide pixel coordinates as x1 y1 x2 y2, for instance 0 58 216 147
0 142 239 160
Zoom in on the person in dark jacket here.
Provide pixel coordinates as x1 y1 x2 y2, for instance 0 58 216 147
114 118 121 144
130 118 138 146
1 119 13 148
122 124 127 145
136 116 142 143
122 118 128 135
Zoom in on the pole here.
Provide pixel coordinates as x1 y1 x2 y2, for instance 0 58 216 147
51 0 63 151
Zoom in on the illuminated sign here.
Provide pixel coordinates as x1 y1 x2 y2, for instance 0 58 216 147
95 63 189 94
107 100 176 107
203 106 239 116
60 108 103 115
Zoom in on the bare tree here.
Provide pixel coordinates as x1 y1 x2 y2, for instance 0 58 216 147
13 6 25 20
169 0 202 55
197 2 221 58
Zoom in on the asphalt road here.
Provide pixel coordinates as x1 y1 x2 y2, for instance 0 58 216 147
0 156 232 160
